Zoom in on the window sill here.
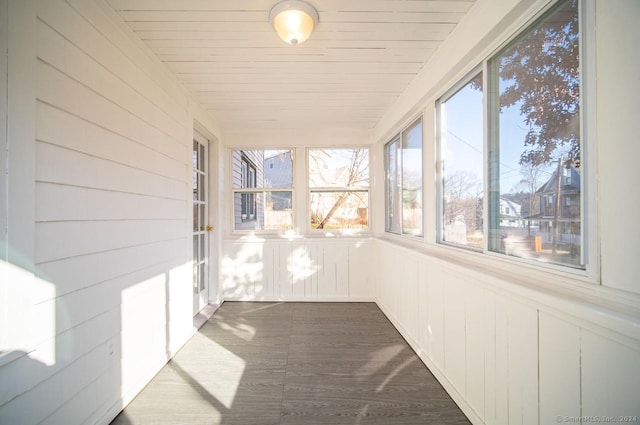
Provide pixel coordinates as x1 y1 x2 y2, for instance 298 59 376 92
224 232 374 243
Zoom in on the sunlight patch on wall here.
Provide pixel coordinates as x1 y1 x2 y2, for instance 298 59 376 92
221 242 264 298
1 260 56 366
288 246 315 282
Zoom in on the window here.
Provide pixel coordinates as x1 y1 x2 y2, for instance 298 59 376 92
437 71 484 248
437 0 583 269
308 148 369 230
385 117 423 236
240 156 257 220
232 149 293 231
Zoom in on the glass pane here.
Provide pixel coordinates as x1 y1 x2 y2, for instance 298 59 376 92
193 141 198 169
309 148 369 188
192 235 198 264
192 144 198 200
234 191 293 231
310 191 369 230
198 173 205 201
441 72 484 248
199 234 205 263
232 150 293 188
192 204 198 231
198 143 205 171
491 0 581 268
193 264 198 294
385 140 401 234
401 120 423 236
198 204 205 231
199 263 205 291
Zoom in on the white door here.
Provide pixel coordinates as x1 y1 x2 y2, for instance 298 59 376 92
192 133 209 314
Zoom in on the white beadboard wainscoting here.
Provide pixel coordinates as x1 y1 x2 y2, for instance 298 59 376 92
221 238 375 301
374 237 640 425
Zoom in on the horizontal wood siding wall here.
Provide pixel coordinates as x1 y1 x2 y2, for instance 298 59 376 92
374 239 640 425
221 239 374 301
0 0 200 424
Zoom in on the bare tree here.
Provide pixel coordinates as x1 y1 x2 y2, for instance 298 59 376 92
444 170 483 230
310 149 369 229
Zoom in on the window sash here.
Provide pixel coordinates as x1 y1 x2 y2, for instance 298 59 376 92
232 149 294 232
308 148 371 231
436 0 585 271
436 69 484 250
384 118 423 237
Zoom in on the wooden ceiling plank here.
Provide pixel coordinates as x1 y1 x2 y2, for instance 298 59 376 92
107 0 473 14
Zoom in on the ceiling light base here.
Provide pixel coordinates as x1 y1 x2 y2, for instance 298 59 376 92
269 0 318 46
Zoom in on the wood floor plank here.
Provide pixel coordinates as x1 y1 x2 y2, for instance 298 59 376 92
111 302 470 425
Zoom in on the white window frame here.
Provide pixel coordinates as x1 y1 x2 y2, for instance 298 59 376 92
307 147 371 234
384 116 424 237
435 66 484 251
434 0 597 279
230 148 295 234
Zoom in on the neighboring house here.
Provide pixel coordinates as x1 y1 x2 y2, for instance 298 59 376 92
264 151 293 211
499 197 523 228
533 164 581 245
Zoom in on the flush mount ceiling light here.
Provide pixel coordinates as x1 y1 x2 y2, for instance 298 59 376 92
269 0 319 46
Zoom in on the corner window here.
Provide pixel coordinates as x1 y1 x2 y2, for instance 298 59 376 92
437 0 583 269
308 148 369 230
232 149 293 231
385 117 423 236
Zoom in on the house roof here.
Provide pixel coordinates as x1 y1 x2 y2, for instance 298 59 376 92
536 165 581 195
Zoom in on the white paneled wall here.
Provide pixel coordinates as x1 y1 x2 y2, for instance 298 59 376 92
375 239 640 425
221 238 374 301
0 0 216 423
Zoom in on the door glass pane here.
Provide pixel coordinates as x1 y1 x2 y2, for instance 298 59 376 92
198 204 205 231
193 264 198 294
199 234 205 263
193 235 198 264
193 205 198 231
193 142 198 169
199 264 205 291
198 143 205 171
198 173 205 201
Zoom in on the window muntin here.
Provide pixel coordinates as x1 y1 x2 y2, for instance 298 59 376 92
438 72 484 249
385 117 423 237
436 0 583 270
232 149 293 231
308 148 369 230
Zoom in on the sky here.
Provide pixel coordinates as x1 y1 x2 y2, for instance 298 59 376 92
442 78 556 195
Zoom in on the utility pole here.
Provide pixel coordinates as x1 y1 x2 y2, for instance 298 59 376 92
552 158 562 254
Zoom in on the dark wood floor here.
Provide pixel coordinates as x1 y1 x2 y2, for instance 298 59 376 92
111 302 471 425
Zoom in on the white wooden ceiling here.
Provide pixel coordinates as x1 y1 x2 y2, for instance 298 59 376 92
106 0 476 134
